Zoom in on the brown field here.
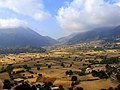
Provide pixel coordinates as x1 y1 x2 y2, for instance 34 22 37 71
0 48 120 90
77 79 118 90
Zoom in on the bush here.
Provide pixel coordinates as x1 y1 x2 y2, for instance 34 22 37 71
77 71 86 76
48 65 51 68
59 85 64 90
71 76 78 81
68 87 73 90
75 87 84 90
15 82 31 90
61 63 65 67
116 74 120 81
108 87 114 90
3 79 12 89
66 70 73 76
92 70 99 77
92 70 109 79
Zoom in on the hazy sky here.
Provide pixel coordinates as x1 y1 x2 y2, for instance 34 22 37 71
0 0 120 39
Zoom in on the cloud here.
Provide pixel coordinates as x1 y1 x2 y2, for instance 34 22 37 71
0 18 27 28
0 0 50 21
56 0 120 34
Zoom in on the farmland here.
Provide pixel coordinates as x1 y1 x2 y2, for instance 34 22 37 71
0 43 120 90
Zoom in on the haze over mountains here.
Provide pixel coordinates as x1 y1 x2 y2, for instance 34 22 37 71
0 27 57 48
0 25 120 48
58 25 120 44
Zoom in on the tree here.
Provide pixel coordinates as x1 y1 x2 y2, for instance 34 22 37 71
71 82 75 88
3 79 12 89
92 70 99 77
99 70 109 79
105 64 110 70
71 76 78 81
70 64 72 67
47 82 53 87
92 70 109 79
68 87 73 90
23 64 28 69
69 70 73 75
61 63 65 67
66 71 69 75
77 71 85 76
43 82 53 90
38 74 42 77
108 87 114 90
37 66 41 70
116 74 120 81
48 65 51 68
75 87 84 90
59 85 64 90
6 64 13 75
37 61 40 63
30 85 37 90
15 82 31 90
66 70 73 76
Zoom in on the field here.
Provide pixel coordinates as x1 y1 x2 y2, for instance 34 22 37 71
0 45 120 90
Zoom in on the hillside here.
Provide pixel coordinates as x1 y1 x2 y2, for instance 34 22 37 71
58 33 78 44
59 26 120 44
0 27 57 48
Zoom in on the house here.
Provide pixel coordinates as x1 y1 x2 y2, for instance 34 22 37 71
85 68 92 74
14 78 24 84
51 87 59 90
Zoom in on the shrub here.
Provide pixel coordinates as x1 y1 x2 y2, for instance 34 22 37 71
77 71 86 76
66 70 73 76
3 79 12 89
59 85 64 90
48 65 51 68
75 87 84 90
71 76 78 81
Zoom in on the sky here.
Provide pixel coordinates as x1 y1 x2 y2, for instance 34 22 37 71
0 0 120 39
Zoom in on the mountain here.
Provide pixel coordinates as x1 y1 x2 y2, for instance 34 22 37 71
0 27 57 48
58 33 78 44
59 26 120 44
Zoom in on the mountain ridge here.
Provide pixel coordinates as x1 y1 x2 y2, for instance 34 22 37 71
0 27 57 48
58 25 120 45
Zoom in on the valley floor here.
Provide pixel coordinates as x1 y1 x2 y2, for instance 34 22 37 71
0 48 120 90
